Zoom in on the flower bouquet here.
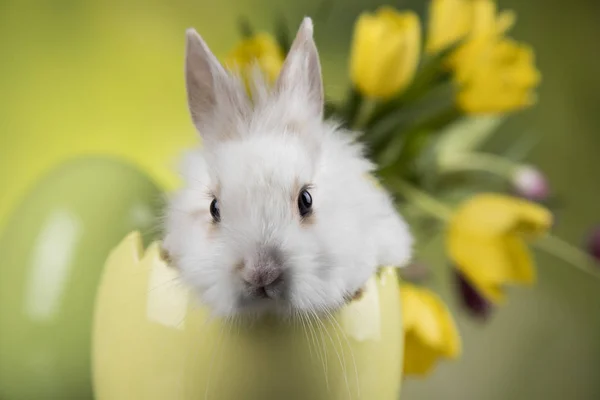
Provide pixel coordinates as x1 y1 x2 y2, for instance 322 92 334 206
226 0 600 376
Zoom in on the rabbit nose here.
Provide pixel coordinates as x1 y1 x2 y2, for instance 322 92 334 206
242 246 285 298
241 267 284 299
242 267 282 288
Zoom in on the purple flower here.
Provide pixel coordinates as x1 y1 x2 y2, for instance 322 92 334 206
587 226 600 262
512 165 550 201
455 270 492 320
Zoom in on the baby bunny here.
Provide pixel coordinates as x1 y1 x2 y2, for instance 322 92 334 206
162 17 413 318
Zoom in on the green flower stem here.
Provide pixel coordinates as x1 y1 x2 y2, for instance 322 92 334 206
534 235 600 279
385 178 600 279
375 105 462 171
354 98 378 130
401 55 451 105
385 178 452 221
376 131 410 167
363 99 404 131
439 152 518 178
363 85 458 150
342 86 363 129
363 53 452 130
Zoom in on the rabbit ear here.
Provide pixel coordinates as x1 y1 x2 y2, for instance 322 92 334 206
274 17 324 119
185 29 248 140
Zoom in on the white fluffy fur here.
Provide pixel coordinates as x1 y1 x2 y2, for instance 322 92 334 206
163 18 413 318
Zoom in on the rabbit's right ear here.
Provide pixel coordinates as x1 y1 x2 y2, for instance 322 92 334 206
185 29 247 140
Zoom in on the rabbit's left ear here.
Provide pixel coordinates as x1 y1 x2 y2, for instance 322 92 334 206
274 17 324 119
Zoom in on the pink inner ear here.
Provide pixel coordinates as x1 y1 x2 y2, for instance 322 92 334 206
185 29 219 125
274 18 323 117
184 28 252 142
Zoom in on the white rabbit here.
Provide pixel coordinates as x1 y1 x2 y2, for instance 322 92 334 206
162 17 413 318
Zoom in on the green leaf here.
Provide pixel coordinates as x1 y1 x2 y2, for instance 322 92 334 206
375 105 462 181
362 80 457 151
376 130 409 167
363 40 462 130
500 129 542 162
434 115 506 165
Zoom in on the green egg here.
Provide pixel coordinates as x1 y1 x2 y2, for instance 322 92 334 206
0 156 165 400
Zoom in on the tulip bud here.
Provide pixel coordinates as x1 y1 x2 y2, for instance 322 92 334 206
512 165 549 201
454 270 491 320
350 7 421 99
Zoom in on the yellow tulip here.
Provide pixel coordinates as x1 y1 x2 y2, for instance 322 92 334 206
469 0 515 39
426 0 515 55
456 39 541 114
350 7 421 99
426 0 472 54
401 283 461 376
448 1 515 81
447 194 553 303
434 0 537 114
224 33 284 88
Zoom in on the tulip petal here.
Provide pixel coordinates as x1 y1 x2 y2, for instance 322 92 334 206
350 15 379 94
425 291 461 358
496 10 516 35
447 194 552 303
450 194 552 237
363 26 405 98
471 0 497 37
401 284 443 346
402 284 461 351
400 283 420 329
403 332 440 376
503 236 536 284
401 283 462 376
426 0 471 54
513 201 553 237
448 234 509 303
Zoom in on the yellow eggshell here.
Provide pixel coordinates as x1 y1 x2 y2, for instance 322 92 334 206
92 232 404 400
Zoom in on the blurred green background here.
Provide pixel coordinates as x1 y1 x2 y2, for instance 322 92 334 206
1 0 599 399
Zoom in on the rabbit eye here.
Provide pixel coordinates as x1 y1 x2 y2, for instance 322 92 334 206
298 188 313 218
210 198 220 222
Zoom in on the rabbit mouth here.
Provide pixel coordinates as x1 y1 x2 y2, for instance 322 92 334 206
243 276 286 301
236 272 290 313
